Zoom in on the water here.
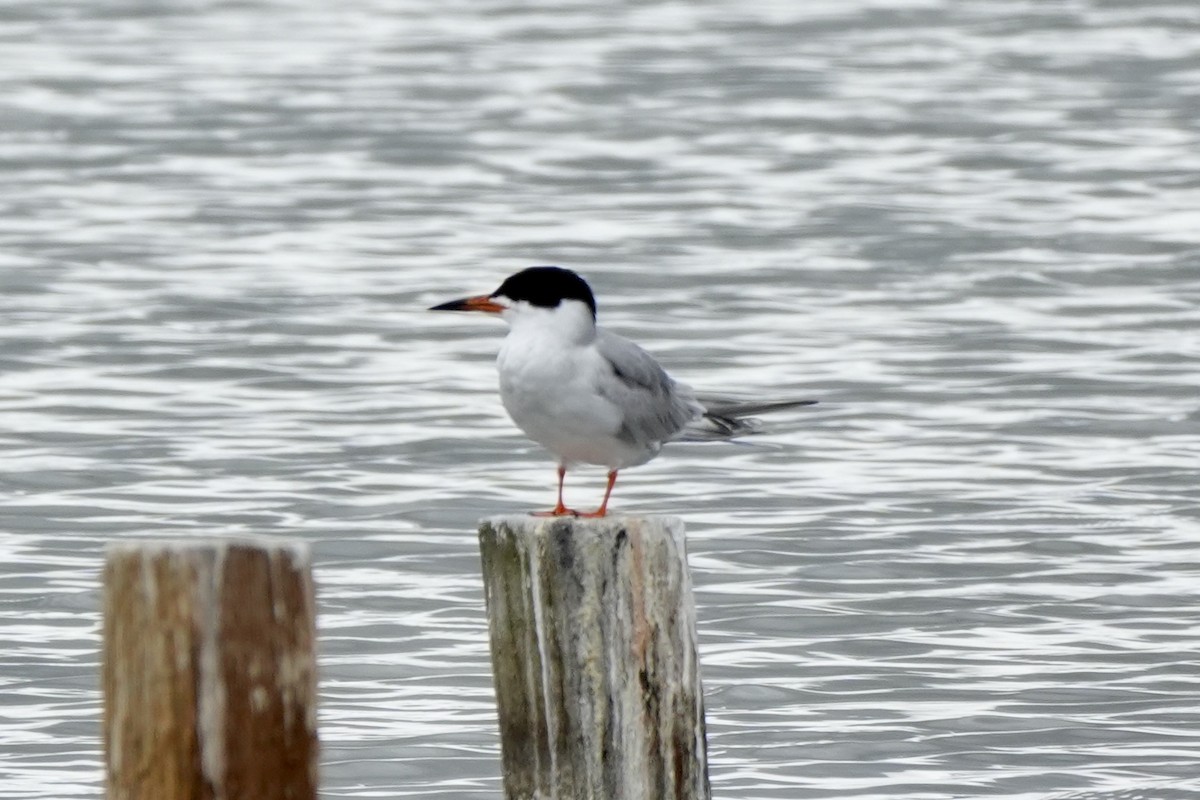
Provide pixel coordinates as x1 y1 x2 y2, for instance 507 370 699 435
2 1 1199 798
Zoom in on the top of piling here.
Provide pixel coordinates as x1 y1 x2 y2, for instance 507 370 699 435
482 514 684 528
104 536 312 568
479 515 689 556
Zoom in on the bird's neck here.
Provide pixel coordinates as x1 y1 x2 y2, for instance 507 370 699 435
506 303 597 347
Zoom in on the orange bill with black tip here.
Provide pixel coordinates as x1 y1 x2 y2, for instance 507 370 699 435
428 295 505 313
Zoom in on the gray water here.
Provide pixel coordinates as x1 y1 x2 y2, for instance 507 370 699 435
2 1 1199 798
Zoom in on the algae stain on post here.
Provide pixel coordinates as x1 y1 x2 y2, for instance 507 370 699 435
479 515 710 800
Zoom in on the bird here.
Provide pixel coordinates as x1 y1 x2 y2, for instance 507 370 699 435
429 266 815 517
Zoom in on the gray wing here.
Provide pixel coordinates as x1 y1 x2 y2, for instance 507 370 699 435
594 329 703 446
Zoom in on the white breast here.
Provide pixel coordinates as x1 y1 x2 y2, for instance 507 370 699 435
496 326 651 469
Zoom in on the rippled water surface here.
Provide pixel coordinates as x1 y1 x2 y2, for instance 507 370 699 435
2 1 1199 798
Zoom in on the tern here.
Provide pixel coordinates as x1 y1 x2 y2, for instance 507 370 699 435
430 266 815 517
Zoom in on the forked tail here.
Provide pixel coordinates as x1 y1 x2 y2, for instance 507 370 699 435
677 397 818 442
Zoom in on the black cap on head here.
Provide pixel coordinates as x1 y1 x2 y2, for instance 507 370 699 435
492 266 597 318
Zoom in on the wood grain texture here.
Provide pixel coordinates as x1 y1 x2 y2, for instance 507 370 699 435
479 516 710 800
103 540 318 800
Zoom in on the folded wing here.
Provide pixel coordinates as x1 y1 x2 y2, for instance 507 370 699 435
594 330 703 447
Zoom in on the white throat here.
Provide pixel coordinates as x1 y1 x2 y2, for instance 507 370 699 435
500 299 597 345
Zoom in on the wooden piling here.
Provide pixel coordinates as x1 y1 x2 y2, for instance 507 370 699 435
479 515 710 800
102 539 318 800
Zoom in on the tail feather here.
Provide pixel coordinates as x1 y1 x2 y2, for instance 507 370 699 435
677 397 817 442
699 398 818 417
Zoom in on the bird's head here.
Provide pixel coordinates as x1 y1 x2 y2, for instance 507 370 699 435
430 266 598 336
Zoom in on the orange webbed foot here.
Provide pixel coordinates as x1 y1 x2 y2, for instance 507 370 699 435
575 508 609 518
531 505 579 517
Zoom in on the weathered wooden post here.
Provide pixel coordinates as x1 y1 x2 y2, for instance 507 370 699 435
479 515 710 800
102 539 318 800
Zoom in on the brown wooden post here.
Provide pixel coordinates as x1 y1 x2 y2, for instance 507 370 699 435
102 539 318 800
479 515 710 800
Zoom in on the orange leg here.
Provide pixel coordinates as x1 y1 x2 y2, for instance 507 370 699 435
578 470 618 518
532 465 578 517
